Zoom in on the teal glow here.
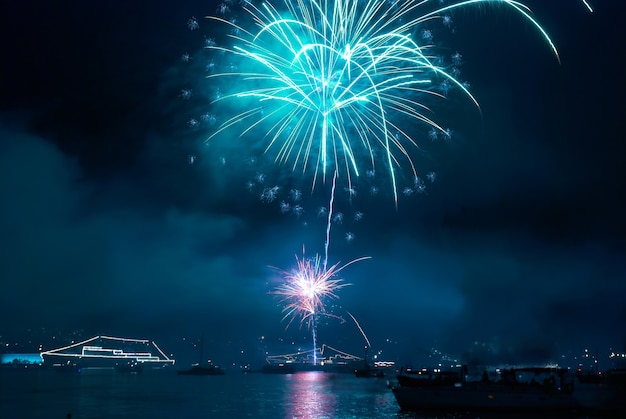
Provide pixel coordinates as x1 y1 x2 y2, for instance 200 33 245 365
1 353 42 364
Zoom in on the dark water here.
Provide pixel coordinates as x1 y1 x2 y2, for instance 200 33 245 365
0 368 605 419
1 368 406 418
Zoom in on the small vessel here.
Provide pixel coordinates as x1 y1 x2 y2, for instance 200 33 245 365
177 337 225 376
354 346 385 378
177 362 225 376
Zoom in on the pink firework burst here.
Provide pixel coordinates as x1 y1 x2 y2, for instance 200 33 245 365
273 251 369 329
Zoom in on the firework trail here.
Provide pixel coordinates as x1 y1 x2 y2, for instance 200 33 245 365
346 311 371 349
323 170 338 271
267 168 370 363
202 0 559 204
581 1 593 13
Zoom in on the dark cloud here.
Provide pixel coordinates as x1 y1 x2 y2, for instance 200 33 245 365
0 124 249 334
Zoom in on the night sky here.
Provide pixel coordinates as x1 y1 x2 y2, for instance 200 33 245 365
1 1 625 367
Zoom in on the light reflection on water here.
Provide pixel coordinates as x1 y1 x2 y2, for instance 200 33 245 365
279 371 443 418
284 371 337 418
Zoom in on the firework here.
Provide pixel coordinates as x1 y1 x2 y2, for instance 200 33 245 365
272 249 369 365
203 0 558 203
273 250 369 329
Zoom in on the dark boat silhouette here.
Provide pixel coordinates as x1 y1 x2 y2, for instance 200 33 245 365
177 362 225 376
392 366 577 413
392 365 626 415
354 346 385 378
177 337 225 376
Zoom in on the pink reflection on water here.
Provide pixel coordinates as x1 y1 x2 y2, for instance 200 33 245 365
284 371 337 418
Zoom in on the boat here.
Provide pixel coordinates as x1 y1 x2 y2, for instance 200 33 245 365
263 344 364 374
392 366 581 414
177 336 225 376
40 335 175 371
354 355 386 378
395 367 462 387
177 362 225 376
354 346 386 378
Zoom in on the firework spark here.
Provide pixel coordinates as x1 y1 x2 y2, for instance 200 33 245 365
203 0 558 203
273 250 369 329
272 249 369 365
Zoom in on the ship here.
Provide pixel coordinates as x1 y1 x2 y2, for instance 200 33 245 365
40 335 175 371
392 366 578 413
354 347 387 378
261 344 364 374
391 365 626 415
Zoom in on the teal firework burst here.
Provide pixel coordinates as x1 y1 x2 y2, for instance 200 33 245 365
205 0 558 203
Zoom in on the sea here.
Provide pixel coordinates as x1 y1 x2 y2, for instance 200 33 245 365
0 367 606 419
1 367 401 419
